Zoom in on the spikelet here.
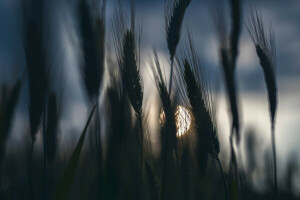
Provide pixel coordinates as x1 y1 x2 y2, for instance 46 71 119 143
121 30 143 116
111 1 144 113
165 0 191 59
165 0 192 93
246 8 278 195
24 1 48 142
246 9 277 126
176 31 219 172
78 0 104 101
213 2 241 142
111 0 145 183
110 2 145 198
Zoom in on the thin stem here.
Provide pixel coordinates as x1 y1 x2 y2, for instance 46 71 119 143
0 161 2 191
168 57 174 95
229 124 237 171
137 114 144 196
43 94 48 200
216 158 229 200
138 115 143 172
229 124 238 199
271 122 277 198
28 140 34 200
43 113 47 200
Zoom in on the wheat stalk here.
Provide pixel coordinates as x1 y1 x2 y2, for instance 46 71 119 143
176 30 228 198
22 1 49 198
110 1 145 196
78 0 105 102
0 80 21 189
230 0 241 68
150 49 178 200
246 8 278 196
165 0 191 94
212 6 241 197
213 1 241 143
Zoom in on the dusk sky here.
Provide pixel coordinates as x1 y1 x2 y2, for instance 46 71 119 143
1 0 300 193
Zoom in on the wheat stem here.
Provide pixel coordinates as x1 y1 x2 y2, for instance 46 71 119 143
28 140 34 200
271 122 277 198
168 58 174 95
217 158 228 200
137 114 144 195
43 104 47 200
246 9 278 196
43 91 48 200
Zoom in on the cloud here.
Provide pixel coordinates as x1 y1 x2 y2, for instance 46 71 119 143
1 0 300 188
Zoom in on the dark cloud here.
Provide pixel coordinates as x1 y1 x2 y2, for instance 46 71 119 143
120 0 300 92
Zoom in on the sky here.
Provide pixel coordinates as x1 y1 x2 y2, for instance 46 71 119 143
128 0 300 190
1 0 300 193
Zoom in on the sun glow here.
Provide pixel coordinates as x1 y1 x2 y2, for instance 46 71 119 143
159 105 192 137
175 106 191 136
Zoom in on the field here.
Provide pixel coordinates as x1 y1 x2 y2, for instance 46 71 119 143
0 0 299 199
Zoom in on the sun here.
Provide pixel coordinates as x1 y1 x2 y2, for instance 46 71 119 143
175 106 191 137
159 105 192 137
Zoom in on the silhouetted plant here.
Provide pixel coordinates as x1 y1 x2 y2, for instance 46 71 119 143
0 80 21 192
23 0 48 144
230 0 241 68
78 0 105 101
150 50 179 200
111 1 145 194
165 0 192 94
104 79 136 199
176 31 228 198
0 1 295 200
52 104 97 200
246 8 278 196
213 1 242 198
213 0 241 143
22 0 49 199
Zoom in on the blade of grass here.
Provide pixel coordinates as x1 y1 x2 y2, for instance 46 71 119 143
52 104 97 200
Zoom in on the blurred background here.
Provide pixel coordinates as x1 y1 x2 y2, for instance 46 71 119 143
1 0 300 197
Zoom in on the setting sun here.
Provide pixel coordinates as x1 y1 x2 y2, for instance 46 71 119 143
159 105 191 137
175 105 191 137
